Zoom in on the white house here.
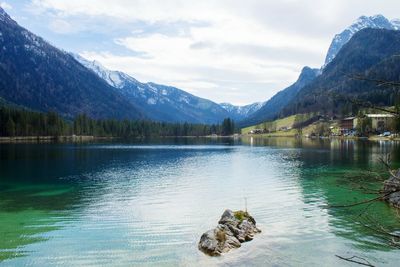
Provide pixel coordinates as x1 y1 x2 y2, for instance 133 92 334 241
366 114 395 132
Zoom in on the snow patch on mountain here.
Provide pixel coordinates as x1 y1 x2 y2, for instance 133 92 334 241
147 98 156 105
73 54 240 123
72 54 138 88
324 14 399 67
219 102 264 118
392 19 400 30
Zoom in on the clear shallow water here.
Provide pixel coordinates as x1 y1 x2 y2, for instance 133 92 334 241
0 137 400 266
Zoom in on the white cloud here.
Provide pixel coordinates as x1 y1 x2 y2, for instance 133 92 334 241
77 12 324 104
49 19 74 34
28 0 400 105
0 1 12 9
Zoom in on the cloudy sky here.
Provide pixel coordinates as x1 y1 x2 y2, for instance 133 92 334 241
2 1 400 105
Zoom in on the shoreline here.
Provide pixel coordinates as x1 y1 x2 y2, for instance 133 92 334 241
0 135 236 143
243 134 399 141
0 135 114 143
0 134 398 144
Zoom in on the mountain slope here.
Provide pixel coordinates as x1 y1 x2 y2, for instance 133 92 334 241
324 15 398 66
243 15 400 128
219 102 264 121
392 19 400 30
242 66 320 126
0 6 264 124
74 54 261 123
73 55 231 123
282 28 400 116
72 54 139 89
0 7 142 119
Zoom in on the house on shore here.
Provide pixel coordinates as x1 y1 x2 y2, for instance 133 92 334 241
249 129 265 134
340 114 395 134
340 117 356 134
366 114 395 132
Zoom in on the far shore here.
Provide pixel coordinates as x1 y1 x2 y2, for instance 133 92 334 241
0 135 113 143
0 134 398 143
243 133 399 141
0 134 237 143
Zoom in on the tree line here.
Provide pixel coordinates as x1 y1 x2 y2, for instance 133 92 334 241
0 107 236 137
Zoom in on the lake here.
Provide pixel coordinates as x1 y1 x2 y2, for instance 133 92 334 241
1 137 400 266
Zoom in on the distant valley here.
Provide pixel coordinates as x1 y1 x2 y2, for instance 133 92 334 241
73 54 263 123
0 6 262 124
0 7 399 127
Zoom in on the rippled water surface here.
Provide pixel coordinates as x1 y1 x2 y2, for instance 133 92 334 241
1 137 400 266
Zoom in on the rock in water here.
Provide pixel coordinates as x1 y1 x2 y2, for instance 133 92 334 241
383 169 400 208
198 209 261 256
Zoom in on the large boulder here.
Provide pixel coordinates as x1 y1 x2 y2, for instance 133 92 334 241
383 169 400 208
198 209 261 256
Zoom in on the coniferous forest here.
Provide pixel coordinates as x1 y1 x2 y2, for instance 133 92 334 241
0 107 236 138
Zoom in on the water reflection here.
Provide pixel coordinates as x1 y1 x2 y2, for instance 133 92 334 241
0 138 399 266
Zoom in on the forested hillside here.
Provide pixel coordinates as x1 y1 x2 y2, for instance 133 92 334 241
0 8 143 120
281 29 400 117
0 107 236 138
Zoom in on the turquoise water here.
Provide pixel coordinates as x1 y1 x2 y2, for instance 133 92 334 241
0 137 399 266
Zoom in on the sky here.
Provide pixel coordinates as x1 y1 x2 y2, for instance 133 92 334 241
2 1 400 105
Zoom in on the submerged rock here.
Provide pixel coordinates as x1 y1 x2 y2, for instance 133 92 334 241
383 169 400 208
198 209 261 256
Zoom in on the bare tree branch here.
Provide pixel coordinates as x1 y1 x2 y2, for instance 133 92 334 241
378 154 399 179
361 216 400 239
335 255 375 267
327 191 397 208
323 72 400 116
346 73 400 88
329 92 399 116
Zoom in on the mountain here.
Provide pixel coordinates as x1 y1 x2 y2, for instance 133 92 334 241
74 54 261 123
218 102 264 121
392 19 400 30
281 28 400 117
241 66 320 126
73 54 230 123
324 15 399 67
72 54 137 89
242 15 400 127
0 7 142 119
0 7 259 124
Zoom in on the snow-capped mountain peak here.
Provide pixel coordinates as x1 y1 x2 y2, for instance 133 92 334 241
72 54 138 88
392 19 400 30
73 53 263 122
219 102 264 118
324 14 398 67
0 6 7 17
0 6 14 24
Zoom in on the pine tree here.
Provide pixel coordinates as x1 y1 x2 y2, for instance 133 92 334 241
6 118 15 136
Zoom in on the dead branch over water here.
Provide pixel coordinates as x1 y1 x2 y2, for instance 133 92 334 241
335 255 375 267
326 191 396 208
